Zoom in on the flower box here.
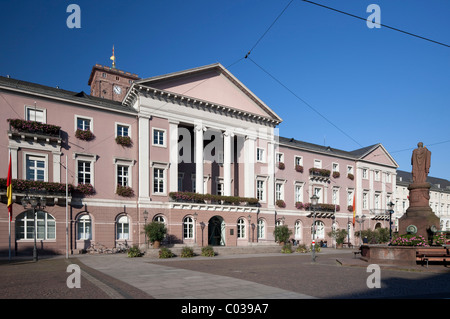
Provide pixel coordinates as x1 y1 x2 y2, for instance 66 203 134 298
8 118 61 137
276 199 286 208
332 171 340 178
295 201 304 209
347 173 354 180
116 185 134 197
309 167 331 177
0 178 73 194
295 165 303 173
169 192 259 206
75 183 95 196
75 129 95 141
115 136 132 147
277 162 285 170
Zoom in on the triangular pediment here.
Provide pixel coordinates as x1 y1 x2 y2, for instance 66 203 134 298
135 63 282 123
352 144 398 168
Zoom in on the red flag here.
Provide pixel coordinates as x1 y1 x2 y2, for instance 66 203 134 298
7 153 12 221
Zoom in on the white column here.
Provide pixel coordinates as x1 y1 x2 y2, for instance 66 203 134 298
267 141 275 207
223 130 232 196
195 124 204 194
244 136 256 198
139 115 150 199
169 121 179 192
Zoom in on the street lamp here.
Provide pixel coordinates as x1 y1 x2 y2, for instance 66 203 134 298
310 194 319 262
143 210 148 246
247 214 252 243
200 222 205 246
387 201 395 242
356 214 366 246
21 194 47 262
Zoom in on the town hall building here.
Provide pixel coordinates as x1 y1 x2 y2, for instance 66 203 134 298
0 58 447 256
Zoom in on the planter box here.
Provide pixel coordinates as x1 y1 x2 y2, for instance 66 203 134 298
363 245 436 266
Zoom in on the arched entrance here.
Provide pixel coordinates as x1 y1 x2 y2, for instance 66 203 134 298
208 216 225 246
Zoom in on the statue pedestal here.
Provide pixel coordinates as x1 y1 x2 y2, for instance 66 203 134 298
398 182 440 241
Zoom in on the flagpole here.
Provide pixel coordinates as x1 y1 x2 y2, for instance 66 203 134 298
65 155 69 259
7 151 11 262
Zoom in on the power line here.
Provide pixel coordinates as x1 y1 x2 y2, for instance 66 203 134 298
247 56 363 148
245 0 295 59
300 0 450 48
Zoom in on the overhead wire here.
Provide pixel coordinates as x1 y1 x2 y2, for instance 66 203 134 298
299 0 450 48
247 57 364 148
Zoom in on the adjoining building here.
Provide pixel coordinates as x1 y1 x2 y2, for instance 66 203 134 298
0 60 443 256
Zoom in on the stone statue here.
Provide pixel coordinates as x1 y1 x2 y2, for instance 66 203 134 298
411 142 431 184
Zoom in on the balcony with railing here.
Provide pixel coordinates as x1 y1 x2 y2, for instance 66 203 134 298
168 191 260 213
7 119 62 145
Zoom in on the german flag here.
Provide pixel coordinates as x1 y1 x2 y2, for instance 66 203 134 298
6 153 12 221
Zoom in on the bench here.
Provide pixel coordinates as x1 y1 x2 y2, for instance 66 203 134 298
343 242 353 248
416 248 450 267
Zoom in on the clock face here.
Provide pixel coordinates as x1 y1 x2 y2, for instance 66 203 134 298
113 85 122 95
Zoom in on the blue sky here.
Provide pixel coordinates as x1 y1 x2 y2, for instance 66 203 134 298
1 0 449 180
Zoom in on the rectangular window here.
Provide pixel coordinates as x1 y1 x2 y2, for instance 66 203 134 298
26 155 46 181
295 184 303 203
276 153 283 164
77 117 91 131
295 156 303 167
26 107 45 123
217 181 224 196
363 168 368 179
314 159 322 169
117 165 129 187
347 191 354 206
153 129 165 146
153 168 164 194
332 188 339 205
314 187 322 203
275 183 283 201
363 192 368 209
375 170 380 181
257 180 265 201
332 163 339 172
78 160 91 184
256 148 264 162
117 124 129 137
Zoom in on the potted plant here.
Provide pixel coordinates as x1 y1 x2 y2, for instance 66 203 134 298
273 225 292 246
144 221 167 249
328 229 348 248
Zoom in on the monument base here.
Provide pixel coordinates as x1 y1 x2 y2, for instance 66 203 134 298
398 205 440 243
399 182 440 241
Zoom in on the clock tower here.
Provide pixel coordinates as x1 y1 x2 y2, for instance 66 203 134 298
88 50 140 102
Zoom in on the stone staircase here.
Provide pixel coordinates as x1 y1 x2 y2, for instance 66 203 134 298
144 243 282 258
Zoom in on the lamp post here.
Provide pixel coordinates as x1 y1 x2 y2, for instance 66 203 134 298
200 222 205 246
387 201 395 242
247 215 252 244
143 210 148 247
310 194 319 262
21 194 46 262
356 214 366 246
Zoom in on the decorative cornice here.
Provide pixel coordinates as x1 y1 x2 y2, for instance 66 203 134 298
124 84 281 126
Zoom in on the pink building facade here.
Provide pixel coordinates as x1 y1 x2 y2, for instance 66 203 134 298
0 63 399 256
